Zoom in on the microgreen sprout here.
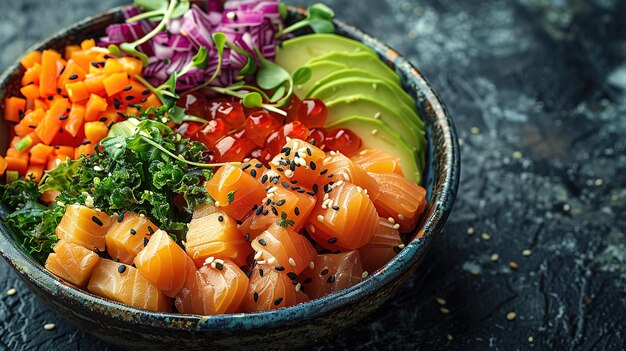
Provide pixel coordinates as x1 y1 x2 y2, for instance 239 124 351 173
276 3 335 37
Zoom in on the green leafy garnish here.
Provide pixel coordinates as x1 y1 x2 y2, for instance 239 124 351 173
227 190 238 204
276 3 335 37
276 211 295 228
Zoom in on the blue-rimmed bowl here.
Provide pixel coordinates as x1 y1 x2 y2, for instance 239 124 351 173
0 5 460 350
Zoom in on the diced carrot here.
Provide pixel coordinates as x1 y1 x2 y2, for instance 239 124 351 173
65 104 85 137
0 156 7 176
85 94 107 122
75 142 96 159
25 164 45 182
66 81 90 102
103 72 130 97
22 63 41 85
141 94 161 110
39 50 62 98
14 108 45 137
5 152 28 175
20 51 42 69
4 97 26 122
117 57 143 77
35 98 70 145
103 59 125 76
29 143 54 164
20 84 40 100
83 74 107 96
64 45 81 60
80 39 96 50
84 121 109 143
57 61 87 94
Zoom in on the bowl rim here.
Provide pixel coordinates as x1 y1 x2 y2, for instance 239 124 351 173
0 4 460 331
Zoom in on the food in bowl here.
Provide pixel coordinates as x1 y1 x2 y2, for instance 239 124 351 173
0 0 427 314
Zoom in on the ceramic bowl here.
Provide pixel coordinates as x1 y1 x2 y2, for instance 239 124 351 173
0 5 460 350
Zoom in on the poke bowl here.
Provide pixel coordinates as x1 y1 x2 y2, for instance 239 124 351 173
0 2 460 350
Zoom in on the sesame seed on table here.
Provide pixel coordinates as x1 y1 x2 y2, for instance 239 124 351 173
1 0 626 350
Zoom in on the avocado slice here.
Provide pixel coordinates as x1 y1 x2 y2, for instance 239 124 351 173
295 61 347 98
276 34 375 73
328 116 424 184
324 95 425 151
308 77 416 114
309 52 400 84
304 69 397 97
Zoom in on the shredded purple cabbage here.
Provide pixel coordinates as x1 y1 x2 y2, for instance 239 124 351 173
99 0 282 91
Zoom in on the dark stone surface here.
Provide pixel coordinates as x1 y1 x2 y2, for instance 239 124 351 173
1 0 626 350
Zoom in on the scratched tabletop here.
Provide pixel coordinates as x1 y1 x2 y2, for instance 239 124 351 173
1 0 626 350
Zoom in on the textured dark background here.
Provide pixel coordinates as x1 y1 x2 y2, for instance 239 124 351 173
1 0 626 350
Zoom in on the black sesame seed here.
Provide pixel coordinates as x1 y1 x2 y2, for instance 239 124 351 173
281 181 290 189
332 205 340 211
252 204 259 211
117 212 125 223
261 174 268 184
324 184 331 193
327 237 338 244
281 147 291 154
320 169 328 175
113 98 122 110
256 205 264 216
320 269 329 276
307 148 312 156
287 272 297 280
141 89 151 96
276 167 284 172
289 161 296 172
290 180 298 184
274 297 283 306
253 291 259 302
147 226 155 235
125 96 135 101
272 177 280 184
275 266 285 271
312 184 319 194
276 199 286 206
271 206 278 216
328 173 334 178
250 169 257 177
99 117 108 122
393 246 402 253
143 238 149 246
242 163 251 170
255 163 263 168
262 209 269 216
69 74 79 80
244 233 251 242
294 207 300 216
258 239 267 247
59 115 68 120
309 161 317 170
130 229 136 235
298 189 306 193
91 62 99 68
215 262 223 270
118 265 127 273
266 199 272 206
218 215 224 222
306 191 316 196
92 216 103 226
304 277 312 284
47 96 54 101
246 270 253 278
115 258 120 262
327 275 336 283
57 88 62 94
123 86 133 91
259 269 264 277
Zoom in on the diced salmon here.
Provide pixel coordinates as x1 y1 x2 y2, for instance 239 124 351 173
56 205 114 252
240 158 266 180
268 139 325 189
192 203 218 219
134 229 189 297
45 240 100 287
307 182 379 250
197 258 248 314
241 264 299 312
351 149 404 175
359 218 404 273
368 172 427 232
238 186 316 240
205 164 266 221
185 211 251 267
298 251 364 300
251 223 317 275
322 152 380 200
87 259 172 312
105 211 158 264
175 257 216 315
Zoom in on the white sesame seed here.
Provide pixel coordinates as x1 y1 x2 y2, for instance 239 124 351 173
509 261 519 270
512 151 523 158
528 336 534 343
371 129 378 135
361 271 369 279
309 261 315 269
387 217 396 224
93 166 103 172
309 225 316 233
481 233 491 241
289 258 296 267
267 257 277 265
254 251 263 260
506 312 517 321
490 253 499 262
440 307 450 314
436 297 446 305
317 215 324 222
398 244 405 249
204 256 215 265
374 112 381 119
256 260 266 265
447 334 453 341
392 224 400 230
139 213 145 218
6 288 16 296
359 150 368 155
56 201 64 207
397 214 405 220
214 200 221 207
214 259 225 265
44 323 56 331
522 249 532 256
467 227 475 235
470 127 480 134
295 283 302 292
210 262 217 269
284 169 294 178
563 203 570 211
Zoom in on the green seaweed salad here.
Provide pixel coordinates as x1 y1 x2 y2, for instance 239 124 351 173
0 112 227 263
